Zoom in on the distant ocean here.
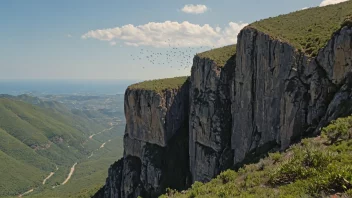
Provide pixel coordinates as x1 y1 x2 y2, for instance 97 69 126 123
0 79 140 95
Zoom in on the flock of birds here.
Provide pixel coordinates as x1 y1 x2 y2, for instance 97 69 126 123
130 41 215 70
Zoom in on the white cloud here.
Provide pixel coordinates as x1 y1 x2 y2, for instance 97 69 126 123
67 34 72 38
320 0 349 6
82 21 248 48
181 4 208 14
109 41 117 46
215 27 221 33
301 7 309 10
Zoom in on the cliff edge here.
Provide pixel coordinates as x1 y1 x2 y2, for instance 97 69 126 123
94 77 190 198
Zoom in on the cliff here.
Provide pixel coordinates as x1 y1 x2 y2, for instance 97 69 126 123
231 1 352 165
189 45 236 182
94 77 191 198
95 2 352 197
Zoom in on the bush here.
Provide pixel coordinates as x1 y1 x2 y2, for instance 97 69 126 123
308 164 352 195
341 15 352 28
322 116 352 144
165 188 177 196
269 143 335 185
218 170 237 184
269 152 282 163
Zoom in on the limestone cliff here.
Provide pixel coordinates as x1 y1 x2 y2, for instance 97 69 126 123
231 25 352 165
95 24 352 198
189 50 235 183
94 78 190 198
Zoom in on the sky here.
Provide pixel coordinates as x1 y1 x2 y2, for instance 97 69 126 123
0 0 348 80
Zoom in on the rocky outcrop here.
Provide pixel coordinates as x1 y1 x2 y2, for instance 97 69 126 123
124 86 189 147
95 80 191 198
232 27 311 164
315 26 352 129
189 55 235 182
96 25 352 198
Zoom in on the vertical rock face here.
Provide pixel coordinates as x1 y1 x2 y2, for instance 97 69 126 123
189 55 235 182
232 27 311 164
124 86 189 147
95 80 191 198
315 26 352 128
231 26 352 165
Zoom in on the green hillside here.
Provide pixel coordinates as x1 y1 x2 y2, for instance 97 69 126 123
2 94 105 135
0 98 101 196
0 96 124 197
250 1 352 56
28 134 124 198
162 116 352 198
0 149 45 196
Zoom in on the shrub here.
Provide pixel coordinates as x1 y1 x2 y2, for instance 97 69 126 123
341 15 352 28
269 152 282 164
188 191 196 198
165 188 177 196
345 189 352 197
218 170 237 184
308 164 352 195
269 144 335 185
322 116 352 144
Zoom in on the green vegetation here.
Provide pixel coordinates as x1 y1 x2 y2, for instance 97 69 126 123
250 1 352 56
0 149 44 196
197 45 236 67
10 94 106 135
28 135 124 198
128 76 188 93
161 116 352 198
0 96 124 197
0 97 100 196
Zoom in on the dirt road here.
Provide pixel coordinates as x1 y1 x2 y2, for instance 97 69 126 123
18 189 33 197
61 162 77 185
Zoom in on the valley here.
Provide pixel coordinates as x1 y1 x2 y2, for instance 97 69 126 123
0 94 125 198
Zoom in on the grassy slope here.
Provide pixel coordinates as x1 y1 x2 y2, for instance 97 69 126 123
0 149 44 196
0 98 106 196
28 132 124 198
14 94 105 137
197 44 236 67
162 116 352 198
0 98 101 157
0 96 125 197
128 76 188 93
250 1 352 56
0 128 55 172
